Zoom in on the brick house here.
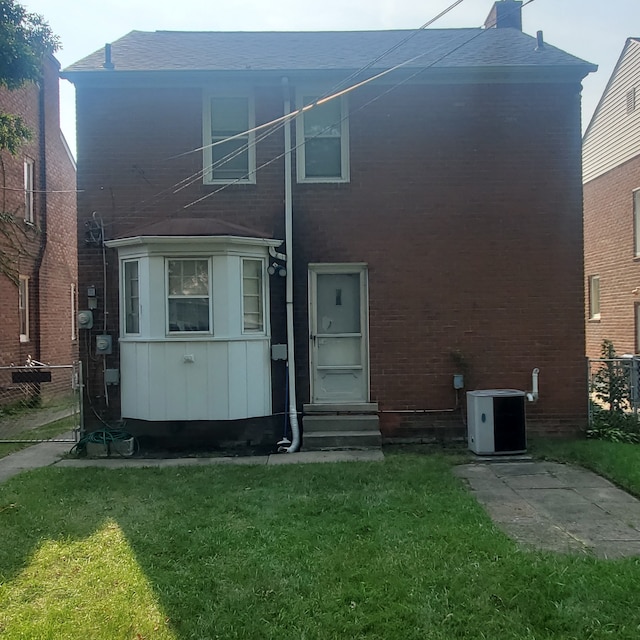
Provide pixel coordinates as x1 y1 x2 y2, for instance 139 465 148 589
0 55 77 368
583 38 640 358
62 1 594 450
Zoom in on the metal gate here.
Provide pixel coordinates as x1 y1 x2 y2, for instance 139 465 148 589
0 360 82 444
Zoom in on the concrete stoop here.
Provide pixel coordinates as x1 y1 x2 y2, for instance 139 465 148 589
302 412 382 451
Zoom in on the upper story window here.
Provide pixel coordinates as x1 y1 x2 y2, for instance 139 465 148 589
203 93 255 184
242 258 264 333
123 261 140 334
296 92 349 183
24 158 34 223
167 259 211 333
19 275 29 342
588 275 600 321
634 189 640 257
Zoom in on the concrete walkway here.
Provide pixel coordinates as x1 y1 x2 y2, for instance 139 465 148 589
455 460 640 559
0 442 384 483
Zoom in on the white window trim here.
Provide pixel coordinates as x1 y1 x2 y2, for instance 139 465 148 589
19 275 29 342
122 260 141 335
241 258 266 334
296 90 350 184
165 257 213 335
588 275 601 321
202 91 256 185
24 158 34 223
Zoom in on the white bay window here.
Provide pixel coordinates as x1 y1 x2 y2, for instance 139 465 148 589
106 235 280 422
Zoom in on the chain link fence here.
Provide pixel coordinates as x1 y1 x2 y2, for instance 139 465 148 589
0 361 82 444
588 356 640 424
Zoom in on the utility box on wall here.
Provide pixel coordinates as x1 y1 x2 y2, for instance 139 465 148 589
467 389 526 455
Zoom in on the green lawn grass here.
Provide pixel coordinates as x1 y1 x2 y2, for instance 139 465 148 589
1 453 640 639
531 438 640 496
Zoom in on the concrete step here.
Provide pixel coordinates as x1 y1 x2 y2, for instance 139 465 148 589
303 430 382 451
304 402 379 414
303 414 380 433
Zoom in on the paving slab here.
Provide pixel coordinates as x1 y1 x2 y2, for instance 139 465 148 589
455 460 640 558
0 443 384 482
0 441 70 483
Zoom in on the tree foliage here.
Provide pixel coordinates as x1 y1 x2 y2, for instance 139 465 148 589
0 1 57 283
0 0 59 155
0 0 59 91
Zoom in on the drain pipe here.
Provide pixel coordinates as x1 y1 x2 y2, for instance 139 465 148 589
526 368 540 403
280 76 300 453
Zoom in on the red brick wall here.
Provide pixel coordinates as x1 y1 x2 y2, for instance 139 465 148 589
0 56 77 367
584 155 640 358
75 78 587 436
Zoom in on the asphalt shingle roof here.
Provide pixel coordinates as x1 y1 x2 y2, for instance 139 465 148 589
63 28 595 76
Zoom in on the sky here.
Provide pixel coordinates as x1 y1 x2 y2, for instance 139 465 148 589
22 0 640 156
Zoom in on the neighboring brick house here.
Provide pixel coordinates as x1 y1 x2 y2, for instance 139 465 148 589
62 1 594 449
583 38 640 358
0 55 78 368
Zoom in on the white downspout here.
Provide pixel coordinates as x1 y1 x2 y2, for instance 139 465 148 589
282 76 300 453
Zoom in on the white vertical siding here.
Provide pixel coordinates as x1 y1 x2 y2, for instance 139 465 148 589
583 39 640 183
120 338 271 421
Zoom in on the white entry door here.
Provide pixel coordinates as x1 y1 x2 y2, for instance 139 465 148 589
309 264 369 404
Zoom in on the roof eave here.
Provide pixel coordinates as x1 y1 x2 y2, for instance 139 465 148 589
104 235 282 249
62 64 597 87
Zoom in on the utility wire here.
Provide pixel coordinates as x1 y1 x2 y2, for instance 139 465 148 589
182 0 536 209
119 0 534 217
128 0 474 214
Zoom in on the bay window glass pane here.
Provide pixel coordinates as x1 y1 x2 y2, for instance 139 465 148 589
168 298 210 332
124 261 139 334
243 259 263 332
305 138 342 177
168 260 208 295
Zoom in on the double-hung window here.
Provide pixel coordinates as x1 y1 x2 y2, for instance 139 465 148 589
123 261 140 334
296 92 349 183
24 158 34 223
203 93 255 184
19 276 29 342
242 259 264 333
588 275 600 321
167 259 211 333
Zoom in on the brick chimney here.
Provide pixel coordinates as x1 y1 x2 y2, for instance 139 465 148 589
484 0 523 30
